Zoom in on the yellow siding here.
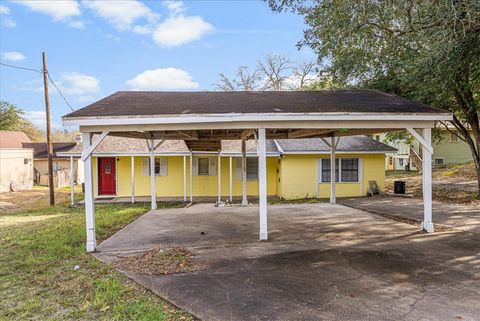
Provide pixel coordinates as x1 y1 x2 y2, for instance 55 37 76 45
93 156 277 198
280 154 386 200
92 154 385 200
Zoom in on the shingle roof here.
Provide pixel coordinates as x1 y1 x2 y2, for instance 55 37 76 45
0 131 31 148
63 90 445 119
22 142 76 159
276 136 397 153
58 135 395 155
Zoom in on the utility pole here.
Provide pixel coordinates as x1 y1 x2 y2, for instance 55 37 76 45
42 51 55 205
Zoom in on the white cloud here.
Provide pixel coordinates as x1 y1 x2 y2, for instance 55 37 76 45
163 1 185 15
153 15 213 47
82 0 158 31
0 5 10 15
2 51 25 62
68 20 85 29
24 111 46 129
59 72 100 95
0 5 16 28
126 68 199 90
14 0 80 21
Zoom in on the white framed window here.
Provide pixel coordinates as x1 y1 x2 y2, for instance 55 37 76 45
235 157 259 180
192 157 216 176
320 158 359 183
450 132 459 143
142 157 168 176
434 157 445 166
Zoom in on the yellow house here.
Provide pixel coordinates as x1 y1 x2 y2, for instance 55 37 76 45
60 135 395 201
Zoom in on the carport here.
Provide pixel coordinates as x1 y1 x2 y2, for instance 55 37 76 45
61 90 452 252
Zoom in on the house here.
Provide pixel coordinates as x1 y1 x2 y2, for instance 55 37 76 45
0 131 33 192
59 134 396 201
377 127 473 171
22 141 83 187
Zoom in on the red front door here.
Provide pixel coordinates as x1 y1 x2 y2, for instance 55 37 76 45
98 157 116 195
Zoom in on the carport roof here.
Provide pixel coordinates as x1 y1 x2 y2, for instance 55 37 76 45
64 90 446 119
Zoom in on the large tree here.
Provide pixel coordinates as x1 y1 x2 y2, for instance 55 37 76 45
0 101 24 131
268 0 480 194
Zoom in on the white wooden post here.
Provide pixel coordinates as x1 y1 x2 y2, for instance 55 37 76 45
83 132 96 252
217 153 221 203
69 156 74 206
131 156 135 203
189 154 193 203
149 139 157 210
241 139 248 206
330 135 336 204
258 129 268 240
421 128 434 232
229 156 233 202
183 155 187 202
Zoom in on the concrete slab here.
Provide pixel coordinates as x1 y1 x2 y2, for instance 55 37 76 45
95 203 480 321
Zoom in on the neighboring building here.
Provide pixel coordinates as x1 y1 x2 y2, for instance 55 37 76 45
377 128 473 170
59 135 395 200
22 141 82 187
0 131 33 192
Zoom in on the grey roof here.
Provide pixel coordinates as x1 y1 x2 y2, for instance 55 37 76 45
63 90 445 119
22 142 76 159
59 135 395 155
276 136 397 153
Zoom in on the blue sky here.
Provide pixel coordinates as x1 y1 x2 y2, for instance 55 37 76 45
0 0 315 129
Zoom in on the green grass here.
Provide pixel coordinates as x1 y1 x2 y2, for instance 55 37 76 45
0 199 193 321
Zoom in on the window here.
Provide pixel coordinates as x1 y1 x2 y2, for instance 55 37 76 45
375 135 380 141
142 158 168 176
321 159 339 182
246 158 258 180
434 158 445 166
450 132 459 143
398 158 404 167
105 163 111 174
340 158 358 182
321 158 359 183
198 158 210 176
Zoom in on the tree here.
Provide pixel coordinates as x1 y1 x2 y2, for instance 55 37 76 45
0 101 24 130
214 55 317 91
268 0 480 195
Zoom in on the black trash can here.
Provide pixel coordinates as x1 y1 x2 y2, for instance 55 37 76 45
82 183 85 193
394 181 406 194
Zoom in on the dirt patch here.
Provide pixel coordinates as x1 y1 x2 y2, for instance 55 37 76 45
0 188 77 214
115 248 204 275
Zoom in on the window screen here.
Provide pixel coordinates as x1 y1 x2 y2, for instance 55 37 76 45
247 158 258 180
341 158 358 182
434 158 444 166
321 159 339 182
198 158 209 175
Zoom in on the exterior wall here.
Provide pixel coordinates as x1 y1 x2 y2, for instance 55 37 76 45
35 158 83 186
92 156 277 198
0 148 34 192
432 131 472 165
280 153 385 200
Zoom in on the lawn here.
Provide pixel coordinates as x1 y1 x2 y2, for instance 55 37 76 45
0 192 192 321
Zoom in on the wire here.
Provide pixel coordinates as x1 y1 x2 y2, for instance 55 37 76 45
0 62 42 73
47 71 75 112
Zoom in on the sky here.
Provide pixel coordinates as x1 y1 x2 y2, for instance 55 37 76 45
0 0 316 129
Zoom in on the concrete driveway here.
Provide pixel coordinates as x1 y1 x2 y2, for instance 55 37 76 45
95 203 480 321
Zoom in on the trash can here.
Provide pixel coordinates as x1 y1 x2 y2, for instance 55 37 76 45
82 183 85 193
394 181 406 194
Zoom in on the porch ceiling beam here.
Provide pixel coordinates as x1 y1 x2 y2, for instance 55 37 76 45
240 129 256 140
81 131 109 161
407 128 433 154
288 129 332 139
175 130 199 140
107 131 149 140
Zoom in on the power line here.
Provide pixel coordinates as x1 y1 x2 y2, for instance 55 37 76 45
0 62 42 73
47 71 75 112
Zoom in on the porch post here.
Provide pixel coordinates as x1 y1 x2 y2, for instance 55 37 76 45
83 132 96 252
421 128 434 232
258 128 268 240
149 138 157 210
229 156 233 202
217 153 221 203
183 155 187 202
69 155 74 206
241 139 248 206
131 156 135 204
189 153 193 203
330 135 336 204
